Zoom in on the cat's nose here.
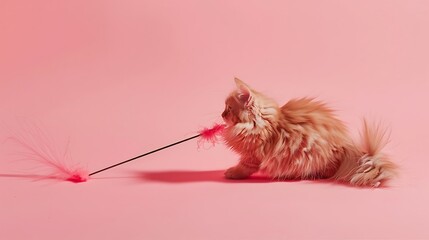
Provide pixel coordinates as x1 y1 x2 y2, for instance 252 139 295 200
221 111 227 118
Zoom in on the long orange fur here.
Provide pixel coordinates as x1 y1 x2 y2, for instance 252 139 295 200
222 78 397 187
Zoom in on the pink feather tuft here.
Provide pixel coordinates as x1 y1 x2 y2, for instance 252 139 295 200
197 123 226 147
3 121 89 183
66 169 89 183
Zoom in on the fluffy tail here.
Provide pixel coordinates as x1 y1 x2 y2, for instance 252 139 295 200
334 119 398 187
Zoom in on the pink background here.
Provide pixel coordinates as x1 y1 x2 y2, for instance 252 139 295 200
1 1 429 239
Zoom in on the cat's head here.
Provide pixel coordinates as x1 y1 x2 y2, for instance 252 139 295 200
222 78 279 129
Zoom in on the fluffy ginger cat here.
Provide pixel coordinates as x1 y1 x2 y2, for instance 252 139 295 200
222 78 397 187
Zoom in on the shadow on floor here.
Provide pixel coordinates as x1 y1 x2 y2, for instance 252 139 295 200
133 169 304 184
132 169 369 188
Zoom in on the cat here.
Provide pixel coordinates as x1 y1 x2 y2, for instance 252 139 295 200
221 78 397 187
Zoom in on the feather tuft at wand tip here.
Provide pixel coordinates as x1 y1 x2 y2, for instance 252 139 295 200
3 120 90 183
198 123 226 146
66 169 89 183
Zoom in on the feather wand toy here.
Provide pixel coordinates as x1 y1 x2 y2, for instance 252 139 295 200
81 123 226 181
5 123 226 183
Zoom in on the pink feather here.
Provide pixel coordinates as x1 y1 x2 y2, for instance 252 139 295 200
197 123 226 147
4 122 88 183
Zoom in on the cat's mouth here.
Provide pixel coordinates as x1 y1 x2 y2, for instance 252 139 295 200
223 120 237 128
221 117 232 127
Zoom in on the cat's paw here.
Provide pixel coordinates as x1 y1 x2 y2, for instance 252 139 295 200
224 166 251 179
353 156 395 188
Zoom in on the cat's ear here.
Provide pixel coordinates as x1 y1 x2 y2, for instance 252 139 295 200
234 78 253 105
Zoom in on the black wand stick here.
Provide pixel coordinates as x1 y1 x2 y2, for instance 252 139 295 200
88 134 200 176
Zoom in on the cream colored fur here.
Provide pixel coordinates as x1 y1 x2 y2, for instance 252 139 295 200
222 78 397 187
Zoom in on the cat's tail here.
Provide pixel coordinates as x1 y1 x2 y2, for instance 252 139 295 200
333 119 398 187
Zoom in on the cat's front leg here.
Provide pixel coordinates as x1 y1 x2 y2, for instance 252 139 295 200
224 157 260 179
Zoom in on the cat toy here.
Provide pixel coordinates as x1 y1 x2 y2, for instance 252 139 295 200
5 123 226 183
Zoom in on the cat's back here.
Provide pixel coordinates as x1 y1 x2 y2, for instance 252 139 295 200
280 97 341 125
278 97 348 139
259 97 351 179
